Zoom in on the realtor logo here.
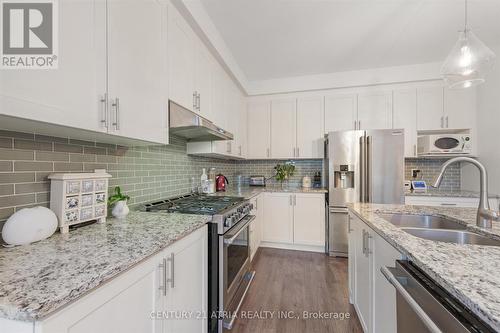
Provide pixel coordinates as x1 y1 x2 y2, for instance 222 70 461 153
1 0 58 69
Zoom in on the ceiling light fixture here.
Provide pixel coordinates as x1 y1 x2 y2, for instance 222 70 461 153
441 0 496 89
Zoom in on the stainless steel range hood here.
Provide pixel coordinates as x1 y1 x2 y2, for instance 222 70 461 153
169 101 233 141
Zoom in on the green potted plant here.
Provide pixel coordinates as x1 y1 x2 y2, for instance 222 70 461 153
274 163 296 188
108 186 131 218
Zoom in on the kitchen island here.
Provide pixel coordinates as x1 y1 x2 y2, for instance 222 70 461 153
348 203 500 331
0 211 210 325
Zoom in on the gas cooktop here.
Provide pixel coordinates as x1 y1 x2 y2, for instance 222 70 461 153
144 194 245 215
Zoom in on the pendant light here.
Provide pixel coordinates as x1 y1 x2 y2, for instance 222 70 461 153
441 0 496 89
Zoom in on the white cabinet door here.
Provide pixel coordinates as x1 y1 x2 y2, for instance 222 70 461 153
262 193 293 244
293 194 325 247
0 0 106 132
165 226 207 333
211 66 229 129
107 0 168 144
417 86 444 131
347 214 356 304
238 94 248 158
444 87 476 129
296 96 324 159
324 93 357 133
270 98 296 159
247 101 271 159
372 232 402 333
195 42 214 120
393 89 417 157
65 265 164 333
357 91 393 130
168 3 195 111
352 216 372 333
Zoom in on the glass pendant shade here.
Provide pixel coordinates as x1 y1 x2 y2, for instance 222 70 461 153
441 30 496 89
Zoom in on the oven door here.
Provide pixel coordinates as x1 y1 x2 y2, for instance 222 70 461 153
219 215 255 328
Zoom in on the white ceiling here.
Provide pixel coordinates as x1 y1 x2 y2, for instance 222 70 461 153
200 0 500 82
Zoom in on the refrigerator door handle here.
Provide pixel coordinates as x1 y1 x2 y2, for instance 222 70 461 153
366 135 372 203
359 136 367 203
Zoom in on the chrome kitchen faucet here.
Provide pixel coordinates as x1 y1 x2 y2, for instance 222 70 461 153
432 157 500 228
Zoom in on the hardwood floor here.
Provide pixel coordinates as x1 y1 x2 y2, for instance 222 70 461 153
231 248 363 333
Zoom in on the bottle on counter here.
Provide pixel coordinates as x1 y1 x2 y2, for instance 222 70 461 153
208 168 217 193
201 168 209 194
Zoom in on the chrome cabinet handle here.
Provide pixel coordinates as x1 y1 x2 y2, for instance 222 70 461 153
239 145 242 156
159 258 167 296
111 98 120 130
381 267 443 333
445 116 449 128
440 116 444 128
167 253 174 288
193 92 197 110
365 232 372 256
266 148 270 158
289 195 292 206
99 93 108 129
197 93 201 110
361 230 365 255
227 142 231 153
358 120 361 129
354 120 357 130
348 215 353 233
440 203 457 206
293 194 296 206
296 147 300 158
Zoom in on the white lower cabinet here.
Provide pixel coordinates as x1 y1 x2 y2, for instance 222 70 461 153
8 226 207 333
349 213 402 333
249 194 263 261
261 192 325 252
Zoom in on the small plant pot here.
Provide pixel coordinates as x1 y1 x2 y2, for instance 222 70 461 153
112 200 130 219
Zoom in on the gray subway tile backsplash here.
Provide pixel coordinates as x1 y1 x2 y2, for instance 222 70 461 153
0 130 462 223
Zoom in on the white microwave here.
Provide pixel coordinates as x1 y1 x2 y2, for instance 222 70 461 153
417 134 472 155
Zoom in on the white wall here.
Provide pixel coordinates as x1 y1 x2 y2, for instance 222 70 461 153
461 45 500 195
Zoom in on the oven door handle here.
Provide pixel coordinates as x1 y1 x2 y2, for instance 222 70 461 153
224 215 255 245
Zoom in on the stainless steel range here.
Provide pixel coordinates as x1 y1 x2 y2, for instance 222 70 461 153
145 194 255 332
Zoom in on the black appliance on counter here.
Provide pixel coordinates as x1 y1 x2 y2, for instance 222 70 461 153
145 194 255 333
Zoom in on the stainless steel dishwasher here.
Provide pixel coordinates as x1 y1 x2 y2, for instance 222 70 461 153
381 260 494 333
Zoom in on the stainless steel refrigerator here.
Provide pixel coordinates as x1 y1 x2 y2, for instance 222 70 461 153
325 129 405 257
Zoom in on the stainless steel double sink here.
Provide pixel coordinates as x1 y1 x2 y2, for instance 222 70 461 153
378 213 500 247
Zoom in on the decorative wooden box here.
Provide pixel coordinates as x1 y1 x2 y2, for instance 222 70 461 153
49 170 112 233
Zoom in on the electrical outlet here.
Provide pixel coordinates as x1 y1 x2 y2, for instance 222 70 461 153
411 169 421 178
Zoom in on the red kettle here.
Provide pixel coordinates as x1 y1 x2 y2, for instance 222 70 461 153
216 174 229 192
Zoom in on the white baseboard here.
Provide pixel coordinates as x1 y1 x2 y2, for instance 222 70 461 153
259 241 325 253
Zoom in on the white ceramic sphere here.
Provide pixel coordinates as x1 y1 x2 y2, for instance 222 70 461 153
2 206 58 246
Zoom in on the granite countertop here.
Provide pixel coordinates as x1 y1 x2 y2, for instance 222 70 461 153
208 185 328 200
405 188 500 199
348 203 500 331
0 211 210 322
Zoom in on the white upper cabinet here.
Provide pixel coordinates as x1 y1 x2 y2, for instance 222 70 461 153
195 42 214 120
393 89 417 157
324 93 358 133
167 3 195 111
107 0 168 144
0 0 107 133
270 98 297 159
416 86 444 131
444 87 476 130
247 100 271 159
296 96 324 159
357 91 393 130
237 94 248 158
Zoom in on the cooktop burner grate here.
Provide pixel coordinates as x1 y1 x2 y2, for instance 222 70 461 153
144 194 245 215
